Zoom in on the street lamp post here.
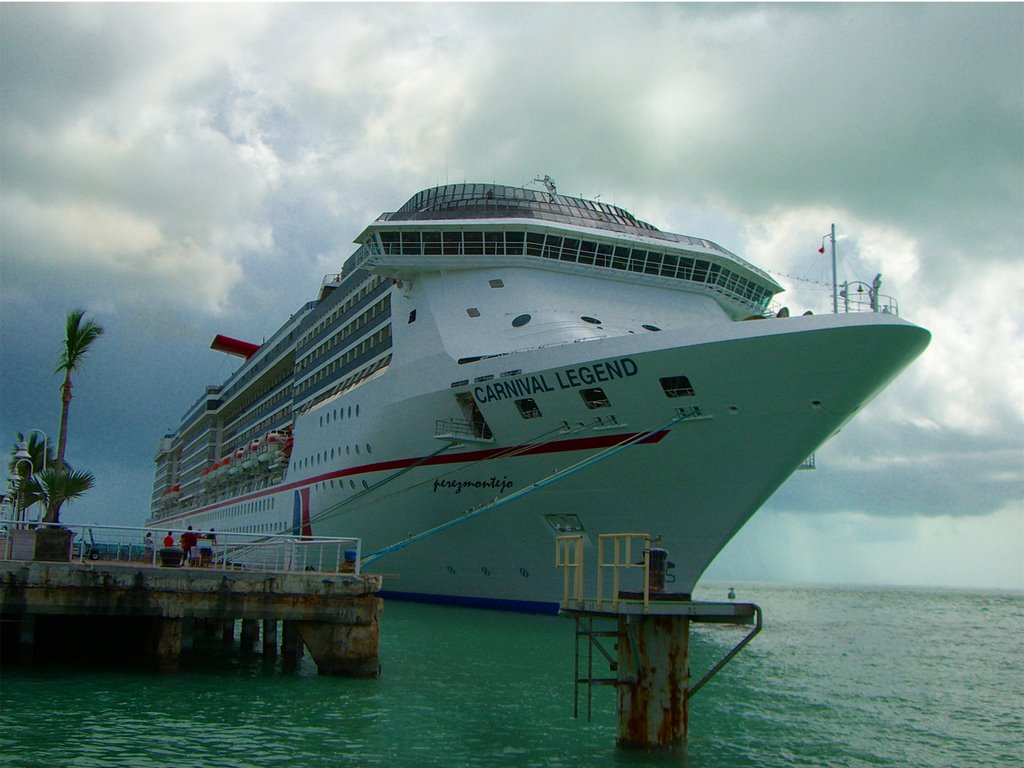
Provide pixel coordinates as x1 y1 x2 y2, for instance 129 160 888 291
12 458 33 524
13 430 47 528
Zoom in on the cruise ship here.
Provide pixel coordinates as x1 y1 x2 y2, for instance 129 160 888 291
148 180 930 611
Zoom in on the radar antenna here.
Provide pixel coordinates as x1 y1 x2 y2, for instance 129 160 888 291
531 174 557 200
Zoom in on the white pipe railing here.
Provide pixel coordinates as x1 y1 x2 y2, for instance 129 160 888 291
0 520 361 575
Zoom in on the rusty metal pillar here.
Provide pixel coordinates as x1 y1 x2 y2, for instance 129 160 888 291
616 614 691 749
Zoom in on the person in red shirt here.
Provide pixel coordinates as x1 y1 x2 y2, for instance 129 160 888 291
181 526 198 566
163 532 175 547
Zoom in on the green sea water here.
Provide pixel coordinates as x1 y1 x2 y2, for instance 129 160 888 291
1 583 1021 767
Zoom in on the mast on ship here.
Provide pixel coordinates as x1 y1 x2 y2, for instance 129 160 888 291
823 223 885 315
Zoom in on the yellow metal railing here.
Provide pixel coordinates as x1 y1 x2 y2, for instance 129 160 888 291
597 533 653 613
555 534 585 608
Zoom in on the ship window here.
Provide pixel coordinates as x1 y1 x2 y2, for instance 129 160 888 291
488 279 504 288
408 309 416 323
515 398 542 419
401 231 421 255
642 324 661 332
512 314 531 327
660 376 695 398
422 231 441 255
464 231 483 255
581 316 601 325
580 388 611 409
467 308 481 318
505 231 524 254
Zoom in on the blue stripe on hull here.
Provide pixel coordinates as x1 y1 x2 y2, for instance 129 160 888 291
379 589 560 615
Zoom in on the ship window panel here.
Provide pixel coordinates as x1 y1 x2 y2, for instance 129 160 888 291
561 238 580 262
467 307 481 318
485 232 504 255
422 231 442 255
488 279 504 288
380 232 400 255
515 398 543 419
661 253 679 278
612 247 629 270
525 232 544 257
578 240 597 264
505 231 524 254
595 243 613 268
443 231 462 255
464 231 483 255
660 376 696 398
542 236 562 261
512 313 531 327
644 252 663 275
692 260 709 282
628 250 647 272
579 388 611 409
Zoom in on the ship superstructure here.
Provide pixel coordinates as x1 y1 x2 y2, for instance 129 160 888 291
149 182 929 611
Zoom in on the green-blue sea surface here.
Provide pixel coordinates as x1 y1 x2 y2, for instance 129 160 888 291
1 583 1021 767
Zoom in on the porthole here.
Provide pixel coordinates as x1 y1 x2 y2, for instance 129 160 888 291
362 480 369 489
467 308 481 318
642 324 662 332
366 444 372 454
512 314 531 327
581 316 601 324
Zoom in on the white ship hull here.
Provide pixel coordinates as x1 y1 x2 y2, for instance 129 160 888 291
154 310 927 612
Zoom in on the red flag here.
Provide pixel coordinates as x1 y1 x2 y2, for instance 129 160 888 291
818 245 825 254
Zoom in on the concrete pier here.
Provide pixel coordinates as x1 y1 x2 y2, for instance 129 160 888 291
0 560 382 676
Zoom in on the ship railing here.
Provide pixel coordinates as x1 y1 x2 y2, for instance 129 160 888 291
0 521 362 575
435 418 494 443
557 532 661 614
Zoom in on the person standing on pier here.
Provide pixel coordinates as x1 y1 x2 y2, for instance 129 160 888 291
181 526 198 566
143 532 154 563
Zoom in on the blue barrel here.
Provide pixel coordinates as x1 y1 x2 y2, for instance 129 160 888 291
343 549 358 572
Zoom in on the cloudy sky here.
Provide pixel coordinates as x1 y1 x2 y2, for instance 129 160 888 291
1 3 1021 590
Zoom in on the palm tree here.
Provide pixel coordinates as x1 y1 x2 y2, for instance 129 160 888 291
45 309 104 524
29 467 96 518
